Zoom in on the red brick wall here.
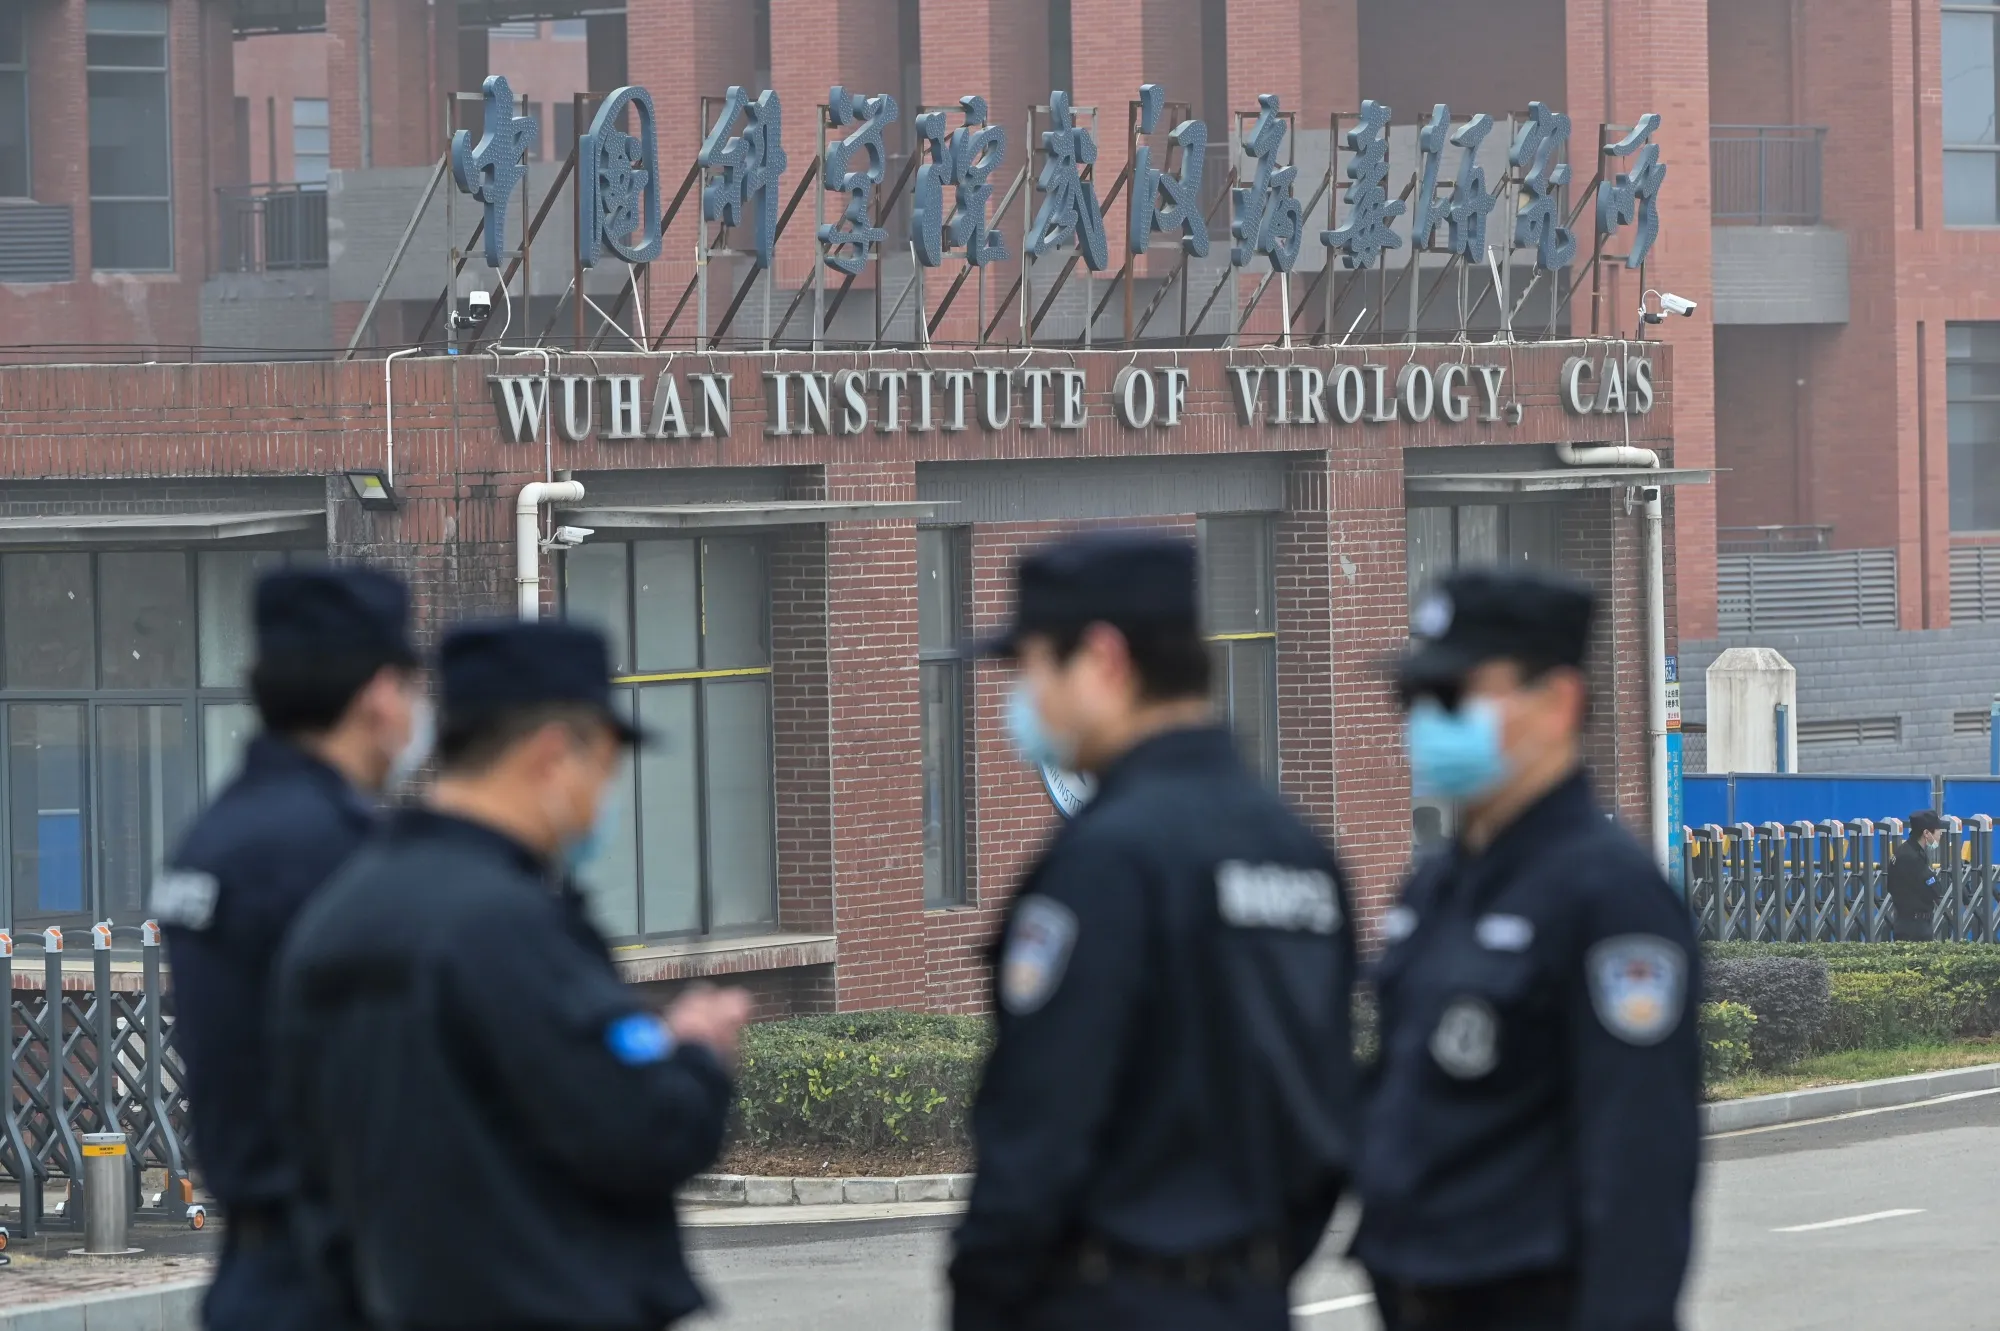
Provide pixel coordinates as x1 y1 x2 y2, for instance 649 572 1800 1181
1708 0 1794 126
1713 325 1807 532
1358 0 1567 115
233 34 330 183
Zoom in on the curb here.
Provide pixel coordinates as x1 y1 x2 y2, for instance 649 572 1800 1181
1701 1060 2000 1134
0 1277 204 1331
682 1173 974 1206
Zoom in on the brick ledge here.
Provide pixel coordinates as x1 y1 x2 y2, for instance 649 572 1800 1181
612 932 837 984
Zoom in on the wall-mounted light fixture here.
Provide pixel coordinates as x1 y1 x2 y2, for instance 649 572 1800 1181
345 469 399 511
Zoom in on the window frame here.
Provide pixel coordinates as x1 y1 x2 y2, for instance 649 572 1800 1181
0 6 28 201
1196 514 1280 786
290 96 329 185
1948 322 2000 531
85 0 173 272
918 526 970 908
561 536 779 942
1944 2 2000 226
0 545 311 935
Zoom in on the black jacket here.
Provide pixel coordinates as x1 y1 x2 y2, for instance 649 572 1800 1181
1353 772 1700 1331
1885 836 1940 940
160 735 376 1207
950 727 1357 1326
273 809 731 1331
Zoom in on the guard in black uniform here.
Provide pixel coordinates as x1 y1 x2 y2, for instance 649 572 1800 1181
951 532 1357 1331
1886 810 1946 942
272 620 749 1331
155 567 423 1331
1356 567 1700 1331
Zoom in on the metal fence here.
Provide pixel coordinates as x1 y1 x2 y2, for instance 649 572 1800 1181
1711 125 1826 225
2 922 193 1238
216 183 329 272
1684 817 2000 943
1716 548 1898 633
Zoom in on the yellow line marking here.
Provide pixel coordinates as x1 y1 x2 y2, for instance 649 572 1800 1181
612 666 775 684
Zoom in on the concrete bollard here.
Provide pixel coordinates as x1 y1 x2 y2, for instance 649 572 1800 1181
79 1132 139 1255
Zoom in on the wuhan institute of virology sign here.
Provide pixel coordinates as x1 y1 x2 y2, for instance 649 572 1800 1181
448 73 1668 286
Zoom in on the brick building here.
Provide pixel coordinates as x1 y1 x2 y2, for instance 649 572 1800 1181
0 0 1767 1011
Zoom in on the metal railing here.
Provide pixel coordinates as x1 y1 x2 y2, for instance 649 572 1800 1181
1719 524 1833 555
1711 126 1826 225
2 922 193 1238
216 183 329 272
1684 817 2000 942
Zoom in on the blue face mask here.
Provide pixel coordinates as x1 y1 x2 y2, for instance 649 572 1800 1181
1007 682 1077 771
563 795 622 875
1406 698 1510 802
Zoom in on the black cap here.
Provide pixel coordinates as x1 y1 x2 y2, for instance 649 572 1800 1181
1910 810 1946 834
439 620 646 744
1397 566 1597 697
970 530 1199 658
256 566 415 668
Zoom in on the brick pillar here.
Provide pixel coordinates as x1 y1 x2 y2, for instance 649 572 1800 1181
28 0 88 266
821 462 928 1010
1563 490 1652 833
770 522 836 938
328 0 458 172
1070 0 1201 195
1277 454 1338 846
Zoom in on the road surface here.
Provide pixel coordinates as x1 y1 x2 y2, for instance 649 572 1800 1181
684 1088 2000 1330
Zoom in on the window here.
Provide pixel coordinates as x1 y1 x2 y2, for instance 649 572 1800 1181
86 0 171 270
562 537 776 939
550 18 586 38
0 547 309 935
1198 516 1279 784
489 20 538 39
554 102 577 158
0 7 26 199
1950 324 2000 530
1945 3 2000 225
291 98 328 185
919 529 968 906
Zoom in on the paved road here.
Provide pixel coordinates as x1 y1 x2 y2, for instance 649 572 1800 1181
685 1089 2000 1330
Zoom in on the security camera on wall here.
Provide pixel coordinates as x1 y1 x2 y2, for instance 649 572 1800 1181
450 288 494 333
1659 293 1697 318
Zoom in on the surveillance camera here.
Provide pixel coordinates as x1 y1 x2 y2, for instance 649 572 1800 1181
547 525 595 549
467 290 492 312
1660 293 1697 318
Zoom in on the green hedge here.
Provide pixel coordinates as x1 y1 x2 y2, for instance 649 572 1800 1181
1702 956 1829 1068
1701 943 2000 1059
1698 1002 1757 1080
733 1012 989 1150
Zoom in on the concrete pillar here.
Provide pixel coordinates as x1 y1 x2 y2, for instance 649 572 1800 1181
1707 648 1799 774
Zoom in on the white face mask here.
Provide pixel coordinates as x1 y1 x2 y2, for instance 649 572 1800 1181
385 697 434 793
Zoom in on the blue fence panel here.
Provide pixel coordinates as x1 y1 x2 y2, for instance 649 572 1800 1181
1726 774 1933 828
1944 778 2000 822
1684 774 1731 827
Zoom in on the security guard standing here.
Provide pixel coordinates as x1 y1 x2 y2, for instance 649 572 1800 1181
1886 810 1946 941
951 532 1358 1331
272 620 748 1331
1355 567 1700 1331
155 567 424 1331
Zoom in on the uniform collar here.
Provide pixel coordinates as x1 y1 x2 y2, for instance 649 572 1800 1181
1094 724 1239 799
242 733 376 821
388 806 554 880
1447 768 1596 901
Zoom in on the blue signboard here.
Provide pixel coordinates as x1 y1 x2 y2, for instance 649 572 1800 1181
1665 654 1683 884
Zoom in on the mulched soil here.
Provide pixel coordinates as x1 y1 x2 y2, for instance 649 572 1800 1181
715 1141 972 1178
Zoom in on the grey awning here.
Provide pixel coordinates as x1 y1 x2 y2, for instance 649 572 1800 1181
562 501 951 530
0 510 326 545
1405 468 1712 495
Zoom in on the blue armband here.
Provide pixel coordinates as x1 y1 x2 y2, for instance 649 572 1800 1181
605 1013 675 1066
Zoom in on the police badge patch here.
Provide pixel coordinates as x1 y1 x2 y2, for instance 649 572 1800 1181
1001 896 1079 1016
1586 934 1687 1046
1430 997 1499 1079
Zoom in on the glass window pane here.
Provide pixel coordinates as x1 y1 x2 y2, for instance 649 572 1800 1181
88 71 170 193
565 541 632 675
90 200 172 270
1507 504 1561 569
198 549 283 687
291 97 328 128
918 529 958 650
1226 640 1278 784
100 551 194 688
85 34 166 66
0 72 26 198
702 679 774 930
202 701 258 797
637 684 701 935
98 704 194 921
86 0 169 35
701 537 767 669
1200 516 1272 633
1405 506 1454 613
1950 400 2000 531
575 690 640 939
633 540 698 672
5 553 95 688
9 704 88 929
1943 14 1997 146
0 8 22 62
1945 151 2000 228
1456 505 1502 566
555 102 576 154
921 660 964 906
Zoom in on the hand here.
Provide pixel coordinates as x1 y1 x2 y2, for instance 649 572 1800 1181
664 983 753 1064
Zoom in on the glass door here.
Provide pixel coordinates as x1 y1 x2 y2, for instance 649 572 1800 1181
96 703 195 922
7 703 88 934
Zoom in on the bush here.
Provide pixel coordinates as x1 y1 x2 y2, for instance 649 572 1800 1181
732 1011 989 1150
1702 956 1830 1068
1698 1002 1757 1081
1817 971 1959 1051
1702 943 2000 1044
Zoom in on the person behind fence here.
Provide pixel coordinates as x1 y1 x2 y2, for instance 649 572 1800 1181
272 619 748 1331
1354 567 1701 1331
1887 809 1947 942
153 566 424 1331
948 531 1358 1331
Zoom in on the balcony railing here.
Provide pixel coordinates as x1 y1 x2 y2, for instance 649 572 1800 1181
216 183 328 272
1712 126 1826 225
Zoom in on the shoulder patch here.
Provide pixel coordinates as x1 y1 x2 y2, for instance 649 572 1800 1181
1216 861 1342 935
605 1013 675 1066
1586 934 1687 1046
1001 896 1079 1016
1476 913 1535 952
1382 904 1418 944
151 872 221 930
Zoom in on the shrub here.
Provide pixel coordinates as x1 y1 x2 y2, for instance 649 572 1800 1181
1817 971 1958 1051
732 1011 990 1150
1701 943 2000 1043
1702 956 1830 1068
1698 1002 1757 1081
